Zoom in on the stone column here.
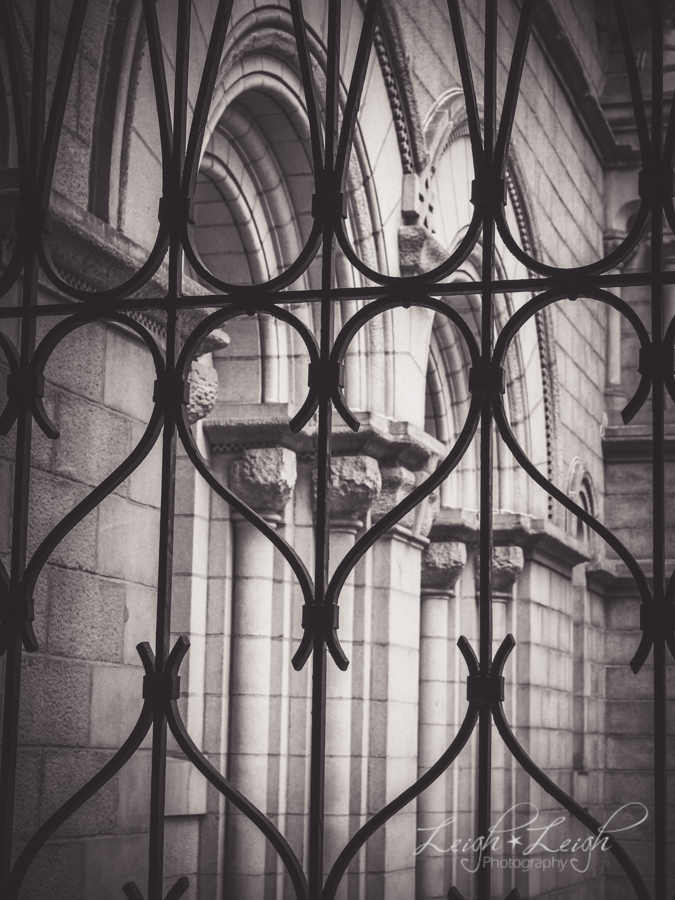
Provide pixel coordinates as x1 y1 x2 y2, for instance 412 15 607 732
365 465 429 900
225 447 297 900
477 545 523 896
474 546 524 648
606 299 623 393
416 541 466 900
490 546 524 646
323 456 381 898
603 234 628 421
169 364 220 889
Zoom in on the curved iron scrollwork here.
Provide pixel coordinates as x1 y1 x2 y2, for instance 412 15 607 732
0 0 673 898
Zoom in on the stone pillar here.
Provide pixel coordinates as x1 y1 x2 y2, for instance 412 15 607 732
490 546 524 646
474 545 523 897
416 541 466 900
606 299 623 392
603 235 628 420
170 372 220 891
474 546 524 647
324 456 381 898
366 465 428 900
225 447 297 900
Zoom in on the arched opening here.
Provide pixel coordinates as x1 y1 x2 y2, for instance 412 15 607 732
191 77 315 287
88 0 143 225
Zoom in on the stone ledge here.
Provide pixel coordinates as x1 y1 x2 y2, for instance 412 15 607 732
587 557 675 596
492 513 589 569
430 508 588 570
603 425 675 463
204 405 446 471
0 186 229 354
428 506 479 543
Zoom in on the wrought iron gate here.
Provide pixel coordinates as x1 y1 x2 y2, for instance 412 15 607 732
0 0 672 897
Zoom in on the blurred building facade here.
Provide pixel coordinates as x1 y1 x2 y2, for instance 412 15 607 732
0 1 671 899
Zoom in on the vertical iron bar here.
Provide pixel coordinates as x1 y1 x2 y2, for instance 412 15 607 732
147 1 190 897
476 2 498 898
650 5 667 899
0 0 48 888
308 0 341 895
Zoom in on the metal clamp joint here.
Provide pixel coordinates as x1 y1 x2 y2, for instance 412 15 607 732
311 191 347 221
4 596 35 625
158 195 194 226
470 175 506 209
468 364 505 395
153 375 190 407
467 674 505 704
308 360 344 390
22 596 35 623
301 603 340 631
639 603 675 633
7 371 46 403
142 673 181 701
638 168 675 201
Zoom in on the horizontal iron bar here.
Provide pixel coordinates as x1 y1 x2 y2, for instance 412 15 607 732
0 269 672 320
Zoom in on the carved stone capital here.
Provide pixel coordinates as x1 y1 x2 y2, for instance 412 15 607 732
229 447 297 516
371 464 416 528
417 491 439 539
327 455 382 523
421 541 467 596
475 546 524 597
369 464 440 538
187 361 218 424
493 546 525 593
399 225 448 276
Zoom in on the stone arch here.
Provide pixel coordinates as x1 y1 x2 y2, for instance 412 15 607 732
505 152 562 517
92 0 411 417
191 2 404 416
566 456 597 541
415 97 555 520
87 0 142 225
425 309 476 511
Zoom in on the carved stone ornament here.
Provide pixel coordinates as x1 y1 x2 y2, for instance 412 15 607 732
327 455 382 520
229 447 297 515
187 361 218 424
475 545 525 596
371 464 416 528
398 224 448 277
421 540 467 594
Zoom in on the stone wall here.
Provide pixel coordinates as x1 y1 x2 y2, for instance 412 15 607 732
0 0 669 898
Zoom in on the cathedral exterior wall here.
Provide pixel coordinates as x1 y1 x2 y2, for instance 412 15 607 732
0 1 667 898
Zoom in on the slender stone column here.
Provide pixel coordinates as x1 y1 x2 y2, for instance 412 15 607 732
490 546 524 646
366 465 429 900
225 447 297 900
416 541 466 900
473 546 523 651
169 373 220 890
323 456 381 899
476 545 523 897
606 300 623 391
603 233 628 420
